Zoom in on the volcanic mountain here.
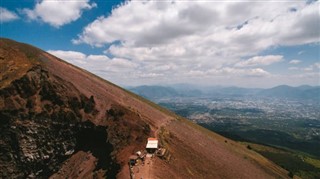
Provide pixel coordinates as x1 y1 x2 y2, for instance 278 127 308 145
0 38 290 178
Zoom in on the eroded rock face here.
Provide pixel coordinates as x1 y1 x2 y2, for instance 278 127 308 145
0 65 152 178
0 66 119 178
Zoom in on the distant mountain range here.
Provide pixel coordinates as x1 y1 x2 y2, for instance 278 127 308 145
258 85 320 100
128 85 179 98
129 85 203 98
128 84 320 101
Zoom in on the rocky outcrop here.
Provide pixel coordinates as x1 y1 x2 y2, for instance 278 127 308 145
0 66 117 178
0 62 152 178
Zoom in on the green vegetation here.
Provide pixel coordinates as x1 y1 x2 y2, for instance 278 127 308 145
158 100 320 178
241 142 320 179
305 157 320 169
201 122 320 158
159 101 320 158
159 103 209 117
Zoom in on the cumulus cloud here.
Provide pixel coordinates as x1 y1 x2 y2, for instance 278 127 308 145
22 0 96 27
314 62 320 69
47 50 137 75
288 62 320 72
288 67 299 70
306 62 320 72
70 0 319 86
0 7 19 22
304 66 314 71
289 59 302 64
207 67 270 77
74 1 318 47
235 55 283 67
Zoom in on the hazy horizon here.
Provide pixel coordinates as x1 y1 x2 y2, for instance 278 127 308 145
1 0 319 88
125 83 320 90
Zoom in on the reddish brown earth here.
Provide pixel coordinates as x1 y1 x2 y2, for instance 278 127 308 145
0 38 290 178
50 151 98 179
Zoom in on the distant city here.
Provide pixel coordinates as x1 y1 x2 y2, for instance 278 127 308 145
128 84 320 158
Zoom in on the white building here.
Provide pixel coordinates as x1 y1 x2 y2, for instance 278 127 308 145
146 138 158 153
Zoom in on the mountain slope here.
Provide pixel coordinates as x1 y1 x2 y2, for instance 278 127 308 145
0 38 290 178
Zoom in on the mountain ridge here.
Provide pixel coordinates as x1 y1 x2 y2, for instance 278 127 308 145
0 38 290 178
129 84 320 101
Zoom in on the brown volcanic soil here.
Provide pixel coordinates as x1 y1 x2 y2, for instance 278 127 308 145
0 38 290 179
156 120 289 178
42 52 173 127
50 151 98 179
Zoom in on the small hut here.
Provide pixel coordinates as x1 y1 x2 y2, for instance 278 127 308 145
146 138 158 153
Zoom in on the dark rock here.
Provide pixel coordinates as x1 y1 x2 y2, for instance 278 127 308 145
0 66 120 178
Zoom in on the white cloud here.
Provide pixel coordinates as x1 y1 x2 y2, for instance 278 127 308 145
302 62 320 72
235 55 283 67
304 67 314 71
69 0 319 86
74 1 319 47
0 7 19 22
22 0 96 27
289 59 302 64
207 67 270 77
289 62 320 72
314 62 320 69
47 50 137 75
288 67 299 70
48 50 87 64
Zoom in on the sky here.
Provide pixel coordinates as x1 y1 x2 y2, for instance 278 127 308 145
0 0 319 88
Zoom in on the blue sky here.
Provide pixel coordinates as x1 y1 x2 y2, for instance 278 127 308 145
1 0 123 54
1 0 319 88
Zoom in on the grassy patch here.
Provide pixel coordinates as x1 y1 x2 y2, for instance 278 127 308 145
241 142 320 179
305 157 320 169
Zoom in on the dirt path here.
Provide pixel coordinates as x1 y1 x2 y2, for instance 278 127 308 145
129 117 172 179
131 154 154 179
154 117 172 137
